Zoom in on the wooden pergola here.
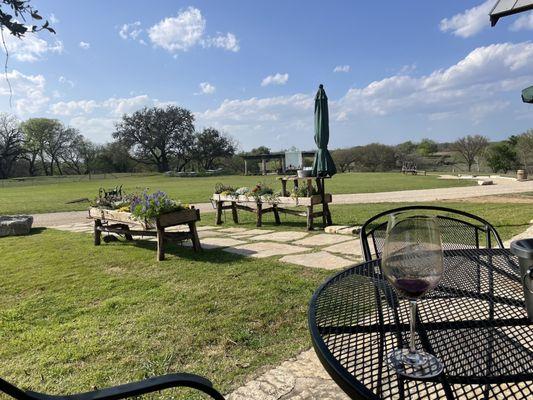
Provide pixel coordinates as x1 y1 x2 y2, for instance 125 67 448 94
242 151 316 175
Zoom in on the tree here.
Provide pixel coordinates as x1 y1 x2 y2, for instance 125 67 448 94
20 118 73 175
516 129 533 172
0 1 55 37
61 134 99 175
417 138 438 156
332 148 356 172
97 142 135 173
485 142 517 173
113 106 196 172
0 113 22 178
194 128 236 170
352 143 396 172
452 135 489 172
249 146 270 155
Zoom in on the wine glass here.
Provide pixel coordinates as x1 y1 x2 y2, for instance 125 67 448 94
382 212 444 379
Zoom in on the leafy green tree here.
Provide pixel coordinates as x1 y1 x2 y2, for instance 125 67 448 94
485 142 517 173
249 146 270 155
97 142 135 173
61 134 99 175
0 1 55 37
516 129 533 172
194 128 236 170
113 106 195 172
332 148 356 172
0 113 22 178
352 143 396 172
20 118 73 175
417 138 438 156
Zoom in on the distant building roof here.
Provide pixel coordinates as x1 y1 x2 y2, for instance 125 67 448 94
490 0 533 26
242 151 316 160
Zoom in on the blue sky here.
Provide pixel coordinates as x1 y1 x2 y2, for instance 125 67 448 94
1 0 532 151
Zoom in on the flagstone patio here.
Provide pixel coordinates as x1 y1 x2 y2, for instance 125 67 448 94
47 222 362 270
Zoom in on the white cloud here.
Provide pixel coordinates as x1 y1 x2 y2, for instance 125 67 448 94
0 69 48 114
58 76 74 88
440 0 493 38
333 65 350 73
49 100 98 116
1 29 63 62
148 7 205 52
334 42 533 119
261 73 289 87
79 41 90 49
49 13 59 24
69 116 117 143
101 95 154 116
119 21 143 40
202 32 239 52
197 82 216 95
510 12 533 31
148 7 239 54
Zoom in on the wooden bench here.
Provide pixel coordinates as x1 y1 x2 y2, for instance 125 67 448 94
88 207 202 261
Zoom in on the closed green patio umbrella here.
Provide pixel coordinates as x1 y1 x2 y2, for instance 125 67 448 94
522 86 533 104
312 84 337 177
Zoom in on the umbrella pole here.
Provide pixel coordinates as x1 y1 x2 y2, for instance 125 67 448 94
317 177 332 227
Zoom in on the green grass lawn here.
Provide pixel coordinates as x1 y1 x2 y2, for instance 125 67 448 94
0 229 330 398
205 201 532 241
0 172 474 215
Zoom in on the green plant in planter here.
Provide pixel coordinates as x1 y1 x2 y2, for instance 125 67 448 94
290 185 318 199
214 183 237 197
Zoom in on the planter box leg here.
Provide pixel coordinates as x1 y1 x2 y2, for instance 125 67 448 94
256 202 263 227
231 201 239 223
157 226 165 261
273 204 281 225
94 219 102 245
189 222 202 252
307 206 314 231
324 203 332 226
216 201 223 225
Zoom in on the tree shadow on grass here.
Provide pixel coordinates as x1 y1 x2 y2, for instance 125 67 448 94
105 236 254 265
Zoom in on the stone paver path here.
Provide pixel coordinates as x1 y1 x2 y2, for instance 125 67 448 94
224 242 309 258
293 233 352 247
227 349 349 400
323 239 363 257
280 251 354 270
249 231 310 242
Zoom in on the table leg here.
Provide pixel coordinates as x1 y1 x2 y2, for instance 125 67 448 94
94 219 102 245
231 201 239 223
189 222 202 251
216 201 223 225
273 204 281 225
281 180 288 197
157 226 165 261
307 205 314 230
256 202 263 227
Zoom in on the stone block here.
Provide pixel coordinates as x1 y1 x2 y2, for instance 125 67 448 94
0 215 33 237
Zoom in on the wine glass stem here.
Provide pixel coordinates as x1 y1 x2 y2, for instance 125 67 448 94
409 300 417 354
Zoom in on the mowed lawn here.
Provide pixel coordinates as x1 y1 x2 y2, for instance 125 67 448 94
0 229 330 398
206 201 533 241
0 172 474 215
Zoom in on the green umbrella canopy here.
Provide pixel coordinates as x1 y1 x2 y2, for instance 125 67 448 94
312 84 337 178
522 86 533 104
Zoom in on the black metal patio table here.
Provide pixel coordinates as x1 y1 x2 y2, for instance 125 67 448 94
309 248 533 399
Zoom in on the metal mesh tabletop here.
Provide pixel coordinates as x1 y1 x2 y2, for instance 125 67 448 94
309 248 533 399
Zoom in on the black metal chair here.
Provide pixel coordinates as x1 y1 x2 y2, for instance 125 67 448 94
360 205 504 261
0 373 225 400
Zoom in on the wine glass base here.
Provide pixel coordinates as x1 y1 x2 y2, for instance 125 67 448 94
388 348 444 379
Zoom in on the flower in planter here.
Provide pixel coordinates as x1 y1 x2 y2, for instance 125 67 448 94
130 190 184 221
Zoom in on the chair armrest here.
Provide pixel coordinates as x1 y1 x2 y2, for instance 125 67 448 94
25 373 224 400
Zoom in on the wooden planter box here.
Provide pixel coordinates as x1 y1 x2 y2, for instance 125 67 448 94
211 193 332 230
88 207 201 261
